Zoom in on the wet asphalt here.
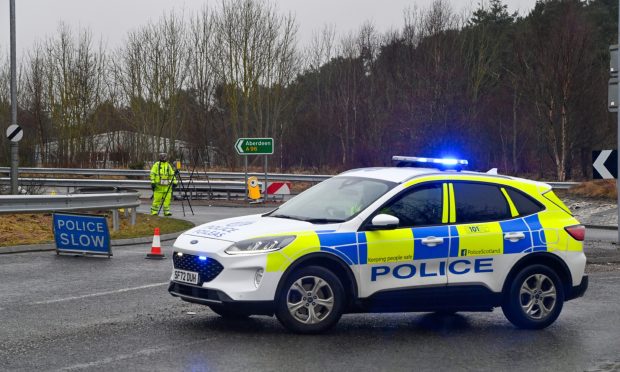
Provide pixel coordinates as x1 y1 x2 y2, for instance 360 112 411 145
0 204 619 371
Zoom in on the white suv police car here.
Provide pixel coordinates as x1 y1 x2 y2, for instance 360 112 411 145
168 157 588 333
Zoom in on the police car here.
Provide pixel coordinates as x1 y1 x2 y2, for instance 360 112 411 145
168 156 588 333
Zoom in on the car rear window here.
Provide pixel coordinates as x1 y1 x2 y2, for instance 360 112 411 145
453 182 511 223
505 188 544 216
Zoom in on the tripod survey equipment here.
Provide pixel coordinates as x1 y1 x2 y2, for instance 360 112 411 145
157 165 195 217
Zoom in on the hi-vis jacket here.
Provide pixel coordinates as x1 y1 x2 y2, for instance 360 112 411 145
150 161 177 187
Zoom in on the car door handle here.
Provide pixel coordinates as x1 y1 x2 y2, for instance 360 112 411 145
504 232 526 243
421 236 444 247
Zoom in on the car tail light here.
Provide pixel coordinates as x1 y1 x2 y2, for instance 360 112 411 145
565 225 585 241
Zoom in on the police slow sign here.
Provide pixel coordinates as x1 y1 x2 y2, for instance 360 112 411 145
53 213 112 257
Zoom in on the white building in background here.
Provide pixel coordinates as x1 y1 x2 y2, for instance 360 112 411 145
35 130 218 168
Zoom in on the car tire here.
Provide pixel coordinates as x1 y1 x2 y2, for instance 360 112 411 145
209 304 250 319
275 266 345 334
434 310 457 316
502 264 564 329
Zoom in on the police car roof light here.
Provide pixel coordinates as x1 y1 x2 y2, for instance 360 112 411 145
392 156 468 170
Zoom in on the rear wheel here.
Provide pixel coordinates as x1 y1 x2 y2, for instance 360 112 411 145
434 310 457 316
209 304 250 319
275 266 345 334
502 264 564 329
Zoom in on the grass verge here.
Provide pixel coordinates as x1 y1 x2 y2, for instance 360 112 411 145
566 180 616 199
0 212 194 247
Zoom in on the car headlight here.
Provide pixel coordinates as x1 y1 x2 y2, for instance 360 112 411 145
225 236 296 255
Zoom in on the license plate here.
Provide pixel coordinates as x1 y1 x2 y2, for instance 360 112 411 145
173 269 199 285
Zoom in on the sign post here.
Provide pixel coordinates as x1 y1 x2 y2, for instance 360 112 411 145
235 138 274 202
6 124 23 196
53 213 112 257
616 3 620 244
9 0 18 195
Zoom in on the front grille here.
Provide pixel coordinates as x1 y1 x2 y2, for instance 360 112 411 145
173 252 224 284
168 282 222 302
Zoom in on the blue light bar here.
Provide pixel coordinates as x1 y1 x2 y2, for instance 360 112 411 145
392 156 468 170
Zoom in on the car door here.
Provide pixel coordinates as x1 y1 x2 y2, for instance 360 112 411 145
359 182 449 297
447 181 515 290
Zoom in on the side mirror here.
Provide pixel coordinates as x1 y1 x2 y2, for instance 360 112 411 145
368 214 400 230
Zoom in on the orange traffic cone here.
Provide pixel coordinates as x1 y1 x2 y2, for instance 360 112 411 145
146 227 166 259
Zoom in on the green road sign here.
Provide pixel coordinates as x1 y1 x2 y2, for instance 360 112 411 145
235 138 274 155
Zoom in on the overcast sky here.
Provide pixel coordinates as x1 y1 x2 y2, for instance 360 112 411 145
0 0 537 56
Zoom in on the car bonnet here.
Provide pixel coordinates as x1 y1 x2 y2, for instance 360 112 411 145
182 214 337 243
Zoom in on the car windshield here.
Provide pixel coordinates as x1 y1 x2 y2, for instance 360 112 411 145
268 177 395 223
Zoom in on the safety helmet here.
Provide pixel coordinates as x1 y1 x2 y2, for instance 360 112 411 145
159 153 168 161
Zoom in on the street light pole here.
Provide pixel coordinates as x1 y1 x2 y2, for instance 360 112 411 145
617 0 620 243
9 0 18 195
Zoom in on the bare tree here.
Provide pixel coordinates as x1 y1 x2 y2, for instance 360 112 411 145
212 0 299 163
40 23 108 166
187 6 217 165
112 11 190 163
517 2 595 181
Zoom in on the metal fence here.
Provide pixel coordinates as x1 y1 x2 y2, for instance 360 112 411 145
0 191 141 231
0 168 581 233
0 167 580 190
0 167 330 183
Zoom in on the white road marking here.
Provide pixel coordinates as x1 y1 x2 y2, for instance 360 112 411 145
56 340 208 371
31 282 169 305
56 344 178 371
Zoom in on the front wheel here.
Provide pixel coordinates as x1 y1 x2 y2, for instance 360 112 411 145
502 264 564 329
275 266 345 334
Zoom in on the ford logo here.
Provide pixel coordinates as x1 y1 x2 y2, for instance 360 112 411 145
190 240 198 245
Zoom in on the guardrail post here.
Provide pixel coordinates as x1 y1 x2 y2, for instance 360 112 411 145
130 208 136 226
112 209 120 232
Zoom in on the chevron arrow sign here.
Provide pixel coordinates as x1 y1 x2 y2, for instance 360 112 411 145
593 150 618 179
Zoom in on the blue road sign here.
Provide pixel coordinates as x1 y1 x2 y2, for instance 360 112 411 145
53 213 112 256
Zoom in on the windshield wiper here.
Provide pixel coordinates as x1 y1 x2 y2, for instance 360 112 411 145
268 215 344 224
269 214 305 221
301 218 345 224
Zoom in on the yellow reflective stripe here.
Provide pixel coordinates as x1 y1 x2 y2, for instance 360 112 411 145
456 222 503 256
265 232 320 272
501 187 519 218
448 183 456 223
442 183 449 223
365 229 413 263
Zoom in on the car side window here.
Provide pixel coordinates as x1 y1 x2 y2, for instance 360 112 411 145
380 183 443 227
505 188 544 216
453 182 511 223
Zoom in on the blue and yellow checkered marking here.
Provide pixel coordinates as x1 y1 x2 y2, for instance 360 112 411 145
318 232 358 265
449 225 460 258
500 218 533 254
357 232 368 265
316 216 549 266
523 214 547 252
413 226 450 260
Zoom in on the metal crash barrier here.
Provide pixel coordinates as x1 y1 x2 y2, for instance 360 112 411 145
0 188 140 231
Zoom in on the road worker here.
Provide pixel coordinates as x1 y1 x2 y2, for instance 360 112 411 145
150 152 178 216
